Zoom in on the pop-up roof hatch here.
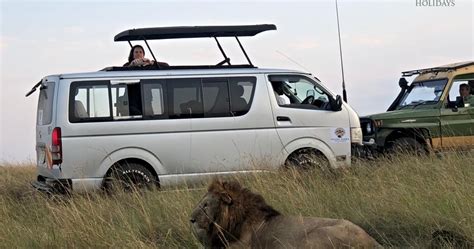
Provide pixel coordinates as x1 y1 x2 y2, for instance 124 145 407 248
108 24 276 70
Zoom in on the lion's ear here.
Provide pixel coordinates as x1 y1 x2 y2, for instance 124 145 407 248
221 192 233 205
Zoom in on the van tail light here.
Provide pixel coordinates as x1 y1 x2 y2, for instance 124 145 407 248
51 127 62 165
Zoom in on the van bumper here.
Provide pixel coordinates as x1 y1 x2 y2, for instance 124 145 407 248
32 175 103 193
32 176 71 194
31 180 55 193
351 142 378 159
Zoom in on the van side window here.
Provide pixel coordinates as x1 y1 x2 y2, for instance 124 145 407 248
111 83 143 119
74 88 90 118
269 75 331 110
69 77 256 122
229 77 256 116
142 79 167 117
89 86 111 117
70 81 111 122
111 84 129 117
168 78 203 118
203 78 231 117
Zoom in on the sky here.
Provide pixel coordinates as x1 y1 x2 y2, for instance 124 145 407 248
0 0 473 162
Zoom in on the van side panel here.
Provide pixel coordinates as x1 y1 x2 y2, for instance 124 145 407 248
59 126 191 179
266 74 352 168
96 147 166 177
190 75 284 171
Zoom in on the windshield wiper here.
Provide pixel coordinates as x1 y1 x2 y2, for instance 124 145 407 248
398 100 436 110
412 100 436 108
398 104 415 110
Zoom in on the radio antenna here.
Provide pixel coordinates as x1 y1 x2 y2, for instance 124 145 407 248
276 50 311 72
335 0 347 102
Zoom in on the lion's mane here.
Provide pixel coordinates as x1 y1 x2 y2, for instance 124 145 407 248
206 180 280 247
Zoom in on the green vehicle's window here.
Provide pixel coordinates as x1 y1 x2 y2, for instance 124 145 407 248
446 74 474 108
397 79 447 109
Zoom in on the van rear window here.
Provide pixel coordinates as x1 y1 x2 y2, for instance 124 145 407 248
37 82 55 125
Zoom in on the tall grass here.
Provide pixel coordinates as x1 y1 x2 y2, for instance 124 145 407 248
0 153 473 248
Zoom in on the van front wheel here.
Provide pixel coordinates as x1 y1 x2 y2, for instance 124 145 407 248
104 162 156 192
285 149 332 174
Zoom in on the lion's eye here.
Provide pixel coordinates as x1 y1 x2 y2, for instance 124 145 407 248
203 203 208 208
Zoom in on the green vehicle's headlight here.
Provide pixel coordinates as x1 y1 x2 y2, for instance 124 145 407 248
365 122 373 134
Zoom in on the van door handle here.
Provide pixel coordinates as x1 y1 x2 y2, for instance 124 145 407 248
277 116 291 122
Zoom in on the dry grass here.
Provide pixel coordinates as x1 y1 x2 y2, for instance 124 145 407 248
1 153 473 248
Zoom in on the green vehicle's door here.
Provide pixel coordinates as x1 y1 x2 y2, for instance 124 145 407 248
440 76 474 149
440 107 474 149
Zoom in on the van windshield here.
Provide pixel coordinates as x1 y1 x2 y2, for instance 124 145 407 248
37 82 55 125
397 79 447 109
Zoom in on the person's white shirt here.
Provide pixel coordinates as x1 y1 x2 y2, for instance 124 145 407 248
275 92 290 105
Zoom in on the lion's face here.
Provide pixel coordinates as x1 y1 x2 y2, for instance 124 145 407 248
190 192 224 246
190 180 282 248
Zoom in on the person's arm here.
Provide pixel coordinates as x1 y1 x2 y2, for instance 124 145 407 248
128 58 150 66
466 95 474 106
276 95 288 106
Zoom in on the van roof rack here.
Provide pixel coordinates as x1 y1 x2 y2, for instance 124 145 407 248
114 24 276 41
111 24 277 70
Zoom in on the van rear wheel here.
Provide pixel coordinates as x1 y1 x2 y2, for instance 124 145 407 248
104 162 156 192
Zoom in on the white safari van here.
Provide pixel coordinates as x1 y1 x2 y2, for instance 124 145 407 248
28 25 362 192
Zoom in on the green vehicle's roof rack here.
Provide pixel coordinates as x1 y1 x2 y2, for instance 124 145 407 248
402 61 474 77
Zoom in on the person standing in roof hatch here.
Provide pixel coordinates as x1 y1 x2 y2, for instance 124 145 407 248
124 45 152 67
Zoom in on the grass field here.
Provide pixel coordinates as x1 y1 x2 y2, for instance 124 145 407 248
1 153 473 248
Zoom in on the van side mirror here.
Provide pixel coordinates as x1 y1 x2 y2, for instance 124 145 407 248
399 77 408 88
330 95 343 111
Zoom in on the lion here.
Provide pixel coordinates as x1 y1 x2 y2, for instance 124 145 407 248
190 179 382 248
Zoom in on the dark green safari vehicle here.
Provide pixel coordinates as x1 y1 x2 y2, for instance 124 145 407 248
358 61 474 156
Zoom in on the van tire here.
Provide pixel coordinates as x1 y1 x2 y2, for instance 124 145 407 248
387 137 427 156
104 162 156 192
285 149 332 174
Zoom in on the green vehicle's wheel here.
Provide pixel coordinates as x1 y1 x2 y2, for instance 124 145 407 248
387 137 427 156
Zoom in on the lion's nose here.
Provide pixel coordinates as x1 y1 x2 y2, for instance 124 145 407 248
190 218 196 223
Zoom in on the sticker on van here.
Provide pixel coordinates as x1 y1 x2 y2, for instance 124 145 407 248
331 127 350 143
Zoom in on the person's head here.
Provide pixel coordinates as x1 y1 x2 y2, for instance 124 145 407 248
271 82 284 95
128 45 146 63
459 83 470 98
